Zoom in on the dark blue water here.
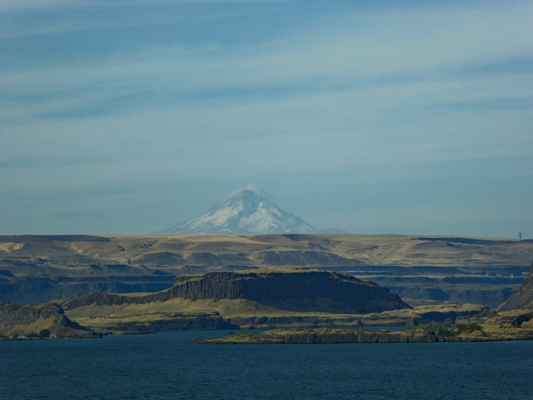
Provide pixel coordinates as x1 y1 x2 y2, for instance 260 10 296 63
1 330 532 400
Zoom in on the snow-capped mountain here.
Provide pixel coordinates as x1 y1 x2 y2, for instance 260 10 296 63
155 189 319 235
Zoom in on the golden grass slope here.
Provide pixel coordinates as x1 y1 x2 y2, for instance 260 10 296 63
4 234 532 271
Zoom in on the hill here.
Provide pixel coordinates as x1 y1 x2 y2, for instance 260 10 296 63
498 262 533 311
0 234 532 307
0 302 99 339
63 268 409 313
57 269 504 333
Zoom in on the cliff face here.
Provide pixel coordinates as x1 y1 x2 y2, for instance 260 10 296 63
64 269 410 314
0 302 66 325
0 302 84 330
498 263 533 311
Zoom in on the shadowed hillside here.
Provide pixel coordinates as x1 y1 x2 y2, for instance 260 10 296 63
498 263 533 311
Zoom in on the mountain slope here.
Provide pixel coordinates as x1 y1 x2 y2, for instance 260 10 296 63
498 262 533 311
156 189 317 234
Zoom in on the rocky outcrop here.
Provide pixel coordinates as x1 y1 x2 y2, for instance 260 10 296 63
191 329 449 344
193 322 533 344
168 270 406 311
192 329 443 344
63 269 410 314
498 263 533 311
1 302 65 325
0 302 84 330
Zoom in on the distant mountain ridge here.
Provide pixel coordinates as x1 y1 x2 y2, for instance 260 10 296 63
155 189 346 235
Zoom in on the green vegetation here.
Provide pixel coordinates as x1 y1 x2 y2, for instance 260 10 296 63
416 322 482 337
39 329 51 338
25 329 51 339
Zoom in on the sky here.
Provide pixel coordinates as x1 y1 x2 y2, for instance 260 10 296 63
1 0 532 238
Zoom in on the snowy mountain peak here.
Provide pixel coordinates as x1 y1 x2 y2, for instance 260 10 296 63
155 189 318 235
213 189 265 212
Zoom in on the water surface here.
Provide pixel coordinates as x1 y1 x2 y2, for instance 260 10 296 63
1 330 532 399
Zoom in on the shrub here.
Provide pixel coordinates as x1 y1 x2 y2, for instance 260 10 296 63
416 321 483 337
416 322 450 333
39 329 51 338
455 323 482 334
436 327 453 337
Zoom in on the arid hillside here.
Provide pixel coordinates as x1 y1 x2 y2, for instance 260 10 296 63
498 263 533 311
1 234 532 307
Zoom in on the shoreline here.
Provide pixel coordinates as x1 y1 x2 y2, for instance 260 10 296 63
192 327 533 344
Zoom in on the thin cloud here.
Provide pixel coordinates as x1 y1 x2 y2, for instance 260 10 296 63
0 0 290 13
54 211 104 219
0 0 77 12
2 3 531 110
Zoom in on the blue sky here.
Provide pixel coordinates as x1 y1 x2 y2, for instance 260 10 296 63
1 0 532 237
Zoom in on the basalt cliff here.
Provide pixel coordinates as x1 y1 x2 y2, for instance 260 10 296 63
58 268 419 332
0 302 98 339
63 268 410 314
498 262 533 311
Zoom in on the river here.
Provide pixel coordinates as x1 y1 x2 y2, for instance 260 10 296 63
1 330 532 399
